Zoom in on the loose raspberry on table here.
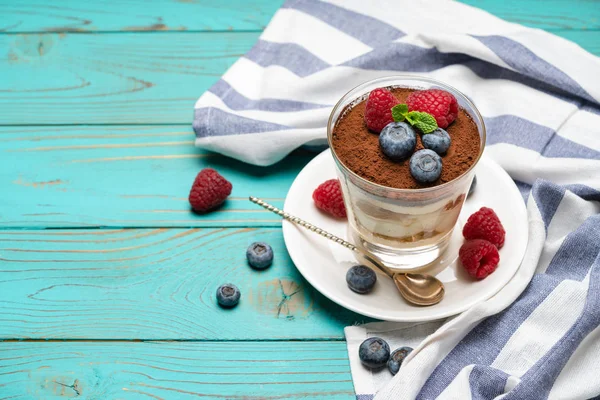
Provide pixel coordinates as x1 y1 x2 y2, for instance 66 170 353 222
463 207 505 248
364 88 400 133
406 89 458 129
188 168 232 213
459 239 500 280
312 179 347 219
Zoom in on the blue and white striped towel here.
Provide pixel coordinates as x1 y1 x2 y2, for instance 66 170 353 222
346 181 600 399
193 0 600 398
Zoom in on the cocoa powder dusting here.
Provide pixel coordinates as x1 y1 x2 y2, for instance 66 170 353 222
331 87 481 189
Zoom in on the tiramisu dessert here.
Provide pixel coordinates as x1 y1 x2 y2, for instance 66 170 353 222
328 77 484 269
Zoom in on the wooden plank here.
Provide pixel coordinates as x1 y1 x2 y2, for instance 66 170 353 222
0 228 370 339
0 126 316 228
0 0 284 32
0 32 259 125
0 341 355 399
1 0 598 32
460 0 600 30
556 30 600 56
2 29 598 126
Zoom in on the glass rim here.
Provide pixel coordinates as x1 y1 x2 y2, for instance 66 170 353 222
327 75 486 194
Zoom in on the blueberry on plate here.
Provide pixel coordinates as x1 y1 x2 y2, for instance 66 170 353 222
422 128 451 155
359 337 390 369
468 176 477 197
379 122 417 161
410 149 442 183
246 242 274 270
346 265 377 294
216 283 241 308
388 346 413 375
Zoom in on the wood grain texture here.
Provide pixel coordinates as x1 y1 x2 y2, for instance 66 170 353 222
1 29 598 125
0 0 285 32
556 30 600 56
0 228 371 339
0 341 354 399
1 0 598 32
460 0 600 29
0 125 317 228
0 32 259 124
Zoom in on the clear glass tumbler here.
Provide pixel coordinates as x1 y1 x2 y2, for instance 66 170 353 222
327 76 486 271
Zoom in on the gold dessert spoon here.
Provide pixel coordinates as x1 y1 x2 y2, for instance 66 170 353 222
249 196 445 306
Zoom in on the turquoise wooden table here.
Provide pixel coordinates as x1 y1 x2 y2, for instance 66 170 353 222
0 1 598 398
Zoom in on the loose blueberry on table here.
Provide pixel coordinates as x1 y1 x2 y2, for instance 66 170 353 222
359 337 390 369
247 242 274 270
216 283 241 308
388 346 413 375
346 265 377 294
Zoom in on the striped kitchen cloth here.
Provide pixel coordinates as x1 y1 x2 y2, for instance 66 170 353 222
346 180 600 399
192 0 600 398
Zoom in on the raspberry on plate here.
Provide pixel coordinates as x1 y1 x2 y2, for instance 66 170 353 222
406 89 458 129
188 168 232 213
463 207 505 248
364 88 400 133
459 239 500 280
312 179 347 219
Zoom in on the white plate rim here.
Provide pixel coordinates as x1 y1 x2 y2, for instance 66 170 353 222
282 150 528 322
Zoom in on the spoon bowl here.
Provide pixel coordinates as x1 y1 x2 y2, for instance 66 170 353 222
394 274 445 306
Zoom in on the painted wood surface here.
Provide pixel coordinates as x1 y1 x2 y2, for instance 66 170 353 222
0 32 260 125
0 228 371 339
0 0 285 32
0 126 315 228
1 29 598 125
2 0 598 32
557 30 600 56
0 0 598 398
0 341 355 399
460 0 600 30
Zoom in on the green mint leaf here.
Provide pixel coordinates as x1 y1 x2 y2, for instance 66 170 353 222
391 104 408 122
407 111 438 134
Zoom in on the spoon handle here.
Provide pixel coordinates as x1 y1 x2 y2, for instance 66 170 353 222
249 196 444 306
249 196 396 279
249 196 358 252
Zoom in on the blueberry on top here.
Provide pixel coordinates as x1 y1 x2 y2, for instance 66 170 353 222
422 128 451 155
359 337 391 369
409 149 442 183
346 265 377 294
379 122 417 161
246 242 274 270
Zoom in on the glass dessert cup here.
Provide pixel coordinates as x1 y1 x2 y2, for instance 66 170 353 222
328 76 486 271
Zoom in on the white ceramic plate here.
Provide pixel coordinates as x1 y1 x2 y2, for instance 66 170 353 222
282 150 528 322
